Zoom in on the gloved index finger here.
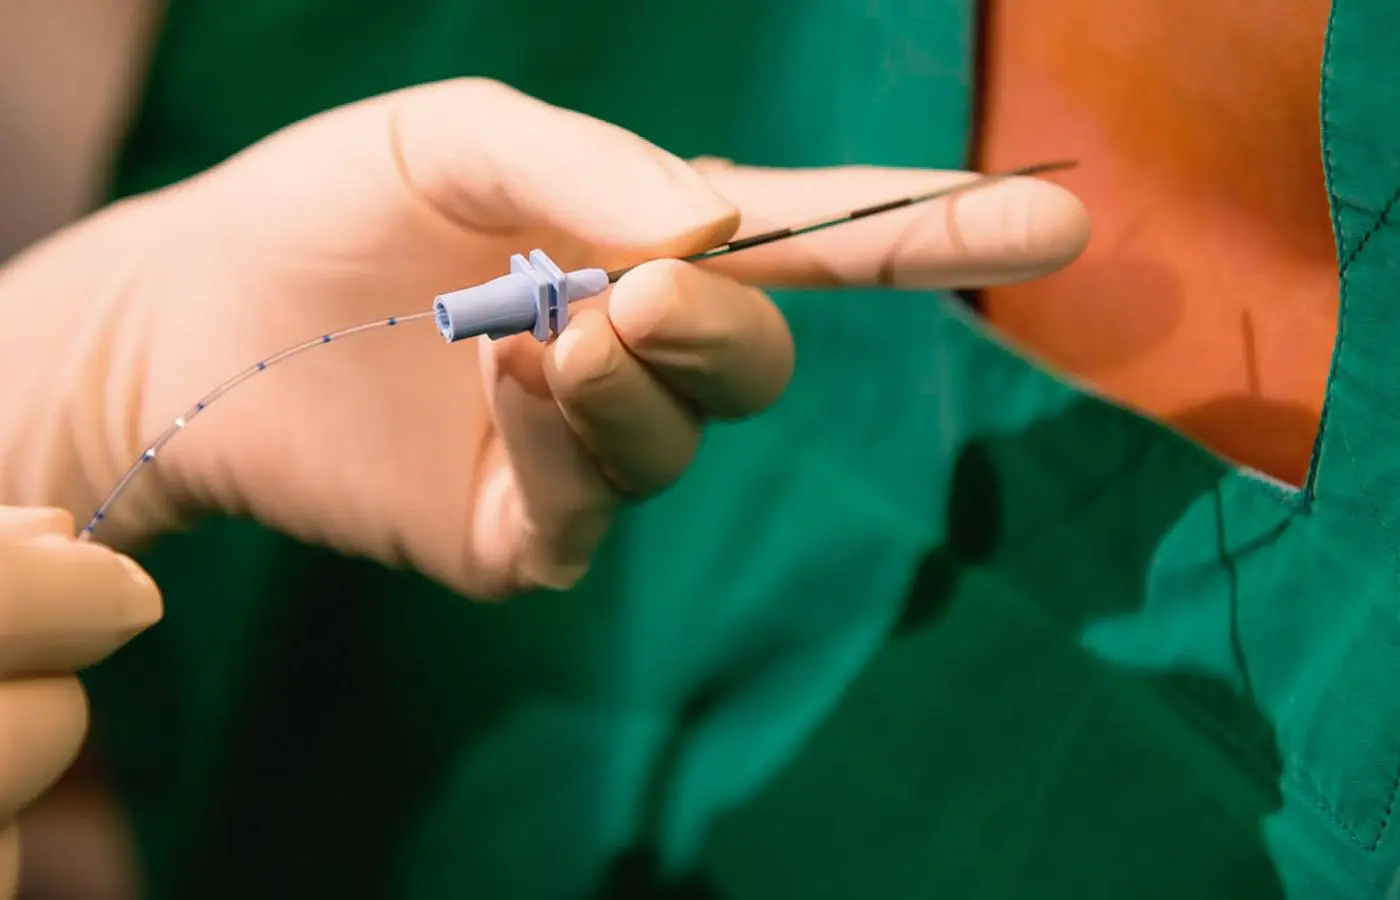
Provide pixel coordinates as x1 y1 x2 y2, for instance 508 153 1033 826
685 163 1091 292
0 537 162 678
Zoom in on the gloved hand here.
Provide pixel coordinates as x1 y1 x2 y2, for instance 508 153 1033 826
0 79 1090 598
0 505 161 898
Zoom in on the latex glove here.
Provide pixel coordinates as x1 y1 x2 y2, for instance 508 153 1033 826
0 79 1089 598
0 506 161 898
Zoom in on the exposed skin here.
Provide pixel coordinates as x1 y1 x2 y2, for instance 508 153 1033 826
977 0 1336 485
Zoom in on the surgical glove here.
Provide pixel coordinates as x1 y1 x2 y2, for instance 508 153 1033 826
0 79 1090 598
0 506 161 898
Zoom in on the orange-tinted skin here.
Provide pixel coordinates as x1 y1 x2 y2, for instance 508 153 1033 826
975 0 1335 485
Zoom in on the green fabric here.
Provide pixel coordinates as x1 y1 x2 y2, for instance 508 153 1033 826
83 0 1400 896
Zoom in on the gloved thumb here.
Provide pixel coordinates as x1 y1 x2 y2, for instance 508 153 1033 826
390 79 742 266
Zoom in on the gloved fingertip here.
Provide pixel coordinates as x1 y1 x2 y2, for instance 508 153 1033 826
521 556 591 593
1024 178 1093 265
516 505 610 592
946 177 1092 277
112 553 163 631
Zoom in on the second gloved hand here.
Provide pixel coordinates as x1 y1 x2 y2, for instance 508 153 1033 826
0 506 161 899
0 79 1090 598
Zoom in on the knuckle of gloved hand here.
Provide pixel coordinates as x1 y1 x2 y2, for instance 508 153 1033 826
435 76 525 109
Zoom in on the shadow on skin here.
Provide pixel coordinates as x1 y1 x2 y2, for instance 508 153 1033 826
1171 394 1319 487
984 216 1188 377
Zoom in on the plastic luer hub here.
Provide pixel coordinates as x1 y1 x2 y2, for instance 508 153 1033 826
432 249 609 343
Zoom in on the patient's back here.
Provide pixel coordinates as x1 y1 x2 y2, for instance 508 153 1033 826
976 0 1335 485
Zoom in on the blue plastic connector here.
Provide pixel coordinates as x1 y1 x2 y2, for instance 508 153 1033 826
432 250 609 343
